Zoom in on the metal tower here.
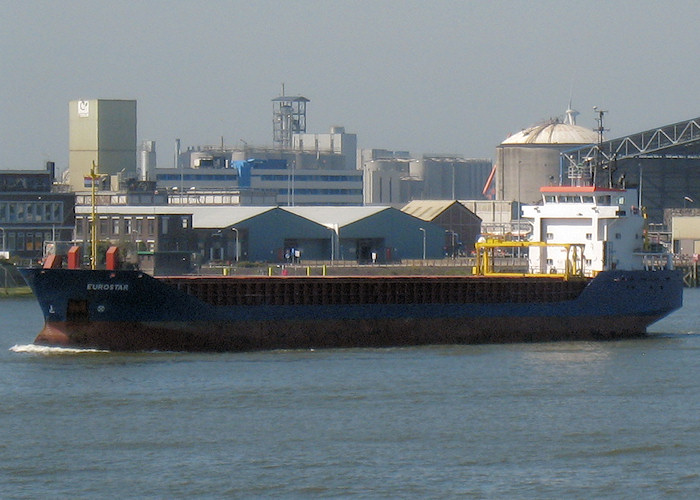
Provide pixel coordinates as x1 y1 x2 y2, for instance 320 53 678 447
272 88 309 149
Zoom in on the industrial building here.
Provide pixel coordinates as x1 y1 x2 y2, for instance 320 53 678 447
667 208 700 256
66 94 362 206
362 150 491 205
293 126 357 171
458 199 516 230
73 203 446 269
152 151 363 206
67 94 494 209
409 156 492 200
146 93 363 206
401 200 482 255
284 206 446 262
361 149 411 205
74 207 194 255
68 99 137 192
0 164 75 260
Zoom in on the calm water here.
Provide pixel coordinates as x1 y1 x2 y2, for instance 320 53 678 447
1 291 699 499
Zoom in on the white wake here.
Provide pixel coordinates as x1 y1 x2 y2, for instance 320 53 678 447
9 344 109 354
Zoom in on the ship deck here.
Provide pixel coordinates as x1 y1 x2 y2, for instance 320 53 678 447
158 275 590 307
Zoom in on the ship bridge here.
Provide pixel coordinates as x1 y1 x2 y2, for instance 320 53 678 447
560 115 700 221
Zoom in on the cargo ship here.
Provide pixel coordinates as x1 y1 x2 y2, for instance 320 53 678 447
19 183 683 352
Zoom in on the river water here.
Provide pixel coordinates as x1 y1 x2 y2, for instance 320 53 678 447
1 290 698 498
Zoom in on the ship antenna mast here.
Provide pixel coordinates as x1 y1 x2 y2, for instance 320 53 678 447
90 161 99 270
593 106 609 187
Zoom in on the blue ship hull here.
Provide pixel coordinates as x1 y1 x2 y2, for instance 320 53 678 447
19 268 683 352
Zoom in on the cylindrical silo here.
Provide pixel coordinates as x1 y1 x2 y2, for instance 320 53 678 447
139 140 156 181
495 109 598 204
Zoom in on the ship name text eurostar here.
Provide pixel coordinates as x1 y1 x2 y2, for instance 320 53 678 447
87 283 129 291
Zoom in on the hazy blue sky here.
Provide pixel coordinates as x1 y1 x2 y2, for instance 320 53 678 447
2 0 699 176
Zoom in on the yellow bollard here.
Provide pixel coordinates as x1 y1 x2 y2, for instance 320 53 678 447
306 266 311 276
322 265 327 276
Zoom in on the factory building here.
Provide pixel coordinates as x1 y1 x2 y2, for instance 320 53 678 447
66 94 489 209
149 92 362 205
68 99 137 192
361 149 412 205
0 164 75 260
74 208 193 256
617 157 700 222
409 156 492 201
65 93 361 206
293 126 357 171
667 209 700 255
361 150 491 205
245 158 362 206
154 149 363 206
285 206 446 262
401 200 482 255
74 204 446 268
154 166 240 191
458 199 516 227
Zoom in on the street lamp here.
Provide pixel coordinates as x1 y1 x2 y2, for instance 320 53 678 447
419 227 426 260
231 227 239 262
446 230 457 258
326 226 335 262
684 196 694 209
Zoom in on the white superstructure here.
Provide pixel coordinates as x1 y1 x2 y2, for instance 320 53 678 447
523 185 647 275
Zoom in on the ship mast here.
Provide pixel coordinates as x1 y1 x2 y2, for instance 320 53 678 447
90 161 98 270
593 107 609 187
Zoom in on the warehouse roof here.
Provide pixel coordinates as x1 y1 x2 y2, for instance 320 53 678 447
284 206 391 227
401 200 458 221
75 205 275 227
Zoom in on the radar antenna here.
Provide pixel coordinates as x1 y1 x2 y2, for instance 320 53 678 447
592 107 611 187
